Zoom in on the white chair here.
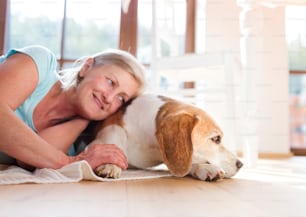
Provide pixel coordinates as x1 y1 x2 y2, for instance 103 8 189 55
150 52 239 153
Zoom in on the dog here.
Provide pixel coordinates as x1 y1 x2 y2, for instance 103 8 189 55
86 94 243 181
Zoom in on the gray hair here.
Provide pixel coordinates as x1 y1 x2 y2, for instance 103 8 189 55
57 49 146 95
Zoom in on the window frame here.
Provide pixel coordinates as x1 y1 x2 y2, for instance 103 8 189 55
0 0 8 54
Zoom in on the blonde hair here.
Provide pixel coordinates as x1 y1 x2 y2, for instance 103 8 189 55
57 49 146 95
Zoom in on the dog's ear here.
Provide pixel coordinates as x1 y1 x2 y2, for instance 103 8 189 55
156 113 198 177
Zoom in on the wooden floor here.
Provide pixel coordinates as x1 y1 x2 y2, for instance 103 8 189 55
0 157 306 217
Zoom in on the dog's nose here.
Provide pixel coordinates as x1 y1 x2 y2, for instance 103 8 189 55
236 160 243 169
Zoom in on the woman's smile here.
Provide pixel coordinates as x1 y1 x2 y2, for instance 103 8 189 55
93 93 104 110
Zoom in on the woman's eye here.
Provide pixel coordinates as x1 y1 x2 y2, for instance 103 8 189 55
118 96 126 105
107 78 114 86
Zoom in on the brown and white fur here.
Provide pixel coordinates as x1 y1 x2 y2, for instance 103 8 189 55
88 94 243 181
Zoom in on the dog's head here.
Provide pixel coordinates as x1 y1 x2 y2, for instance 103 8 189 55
156 97 242 178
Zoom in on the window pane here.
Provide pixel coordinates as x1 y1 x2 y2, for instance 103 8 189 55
137 0 152 64
138 0 186 60
64 0 121 59
289 74 306 149
138 0 187 62
7 0 64 57
195 0 206 54
286 6 306 71
156 0 186 57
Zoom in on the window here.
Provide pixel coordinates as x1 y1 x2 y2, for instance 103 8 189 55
286 6 306 71
7 0 64 57
6 0 121 67
137 0 153 64
5 0 200 67
64 0 121 59
195 0 206 54
155 0 186 58
137 0 187 64
286 6 306 154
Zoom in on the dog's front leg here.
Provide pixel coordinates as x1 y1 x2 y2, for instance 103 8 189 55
92 125 128 179
189 163 225 181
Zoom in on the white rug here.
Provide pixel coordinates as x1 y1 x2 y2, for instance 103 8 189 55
0 160 172 185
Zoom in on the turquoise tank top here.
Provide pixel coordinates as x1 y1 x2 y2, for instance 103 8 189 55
0 45 58 131
0 45 76 164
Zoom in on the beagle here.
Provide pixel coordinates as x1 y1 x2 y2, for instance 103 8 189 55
88 94 243 181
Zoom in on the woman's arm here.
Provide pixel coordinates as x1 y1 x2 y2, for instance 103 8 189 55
0 53 71 168
37 119 128 170
0 106 71 168
38 118 90 153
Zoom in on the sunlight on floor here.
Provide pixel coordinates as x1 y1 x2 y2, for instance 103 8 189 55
235 157 306 185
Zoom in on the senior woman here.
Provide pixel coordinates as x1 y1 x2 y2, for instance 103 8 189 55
0 45 146 171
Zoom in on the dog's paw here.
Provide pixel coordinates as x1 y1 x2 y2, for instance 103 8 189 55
189 164 225 182
94 164 122 179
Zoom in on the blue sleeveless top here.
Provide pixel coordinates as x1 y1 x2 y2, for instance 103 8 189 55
0 45 75 164
0 45 58 131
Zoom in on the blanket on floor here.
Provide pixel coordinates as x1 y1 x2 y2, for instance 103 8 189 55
0 160 171 185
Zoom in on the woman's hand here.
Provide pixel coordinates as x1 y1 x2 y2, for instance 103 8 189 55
73 144 128 170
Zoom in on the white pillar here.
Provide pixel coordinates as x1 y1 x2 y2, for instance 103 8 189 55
237 1 290 166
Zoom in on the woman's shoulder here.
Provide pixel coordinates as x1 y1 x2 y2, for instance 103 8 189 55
2 45 57 72
15 45 56 64
1 45 52 65
22 45 53 55
4 45 54 58
14 45 58 81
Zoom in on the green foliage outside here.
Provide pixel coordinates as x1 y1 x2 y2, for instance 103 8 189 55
7 13 183 65
7 14 119 59
288 36 306 71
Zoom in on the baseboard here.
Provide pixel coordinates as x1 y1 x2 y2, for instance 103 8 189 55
258 152 294 159
237 151 294 159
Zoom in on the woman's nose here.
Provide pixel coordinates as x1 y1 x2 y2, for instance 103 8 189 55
103 92 115 104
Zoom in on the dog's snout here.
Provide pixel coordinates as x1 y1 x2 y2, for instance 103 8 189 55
236 160 243 169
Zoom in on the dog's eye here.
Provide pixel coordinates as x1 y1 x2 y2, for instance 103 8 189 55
211 135 221 144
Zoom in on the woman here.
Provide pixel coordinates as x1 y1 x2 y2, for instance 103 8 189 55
0 45 146 171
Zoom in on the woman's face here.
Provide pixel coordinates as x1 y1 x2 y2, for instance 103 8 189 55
75 60 141 120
